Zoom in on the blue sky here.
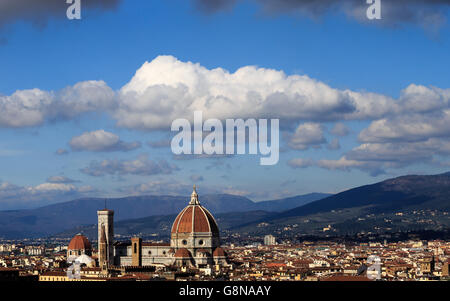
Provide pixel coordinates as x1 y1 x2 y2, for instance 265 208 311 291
0 0 449 209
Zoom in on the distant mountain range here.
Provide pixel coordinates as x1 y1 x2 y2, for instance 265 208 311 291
3 172 450 240
0 193 329 239
236 172 450 235
271 172 450 220
59 172 450 240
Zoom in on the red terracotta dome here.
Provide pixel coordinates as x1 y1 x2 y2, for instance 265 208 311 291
213 247 227 257
171 186 219 234
68 234 92 250
171 205 219 234
174 248 192 258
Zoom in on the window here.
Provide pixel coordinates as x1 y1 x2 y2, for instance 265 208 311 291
182 240 187 245
134 243 137 253
198 239 204 245
148 250 152 255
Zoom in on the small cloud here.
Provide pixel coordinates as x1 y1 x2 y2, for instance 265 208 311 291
287 123 326 150
69 130 141 152
33 182 76 193
78 185 97 193
288 158 315 169
46 175 79 184
55 148 69 155
222 187 250 196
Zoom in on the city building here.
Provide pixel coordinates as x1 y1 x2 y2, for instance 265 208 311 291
98 186 229 270
264 235 276 245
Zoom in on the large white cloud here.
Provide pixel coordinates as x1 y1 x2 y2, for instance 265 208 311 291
115 55 402 130
2 57 448 132
115 57 450 133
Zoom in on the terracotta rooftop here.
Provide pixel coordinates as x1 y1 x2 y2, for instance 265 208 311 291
213 247 227 257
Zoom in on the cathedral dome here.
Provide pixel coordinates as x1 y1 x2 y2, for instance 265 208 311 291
68 234 92 251
171 185 219 235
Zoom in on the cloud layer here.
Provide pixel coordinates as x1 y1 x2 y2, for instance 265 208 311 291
80 154 178 177
0 81 115 128
193 0 450 28
46 175 79 183
0 180 94 210
3 56 448 131
1 55 449 177
0 0 121 28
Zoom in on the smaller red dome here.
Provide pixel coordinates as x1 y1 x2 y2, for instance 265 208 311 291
213 247 227 257
197 249 210 257
68 234 92 250
174 248 192 258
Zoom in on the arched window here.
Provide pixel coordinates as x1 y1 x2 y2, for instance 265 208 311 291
134 243 137 253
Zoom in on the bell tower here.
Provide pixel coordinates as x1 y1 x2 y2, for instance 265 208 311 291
97 207 114 266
